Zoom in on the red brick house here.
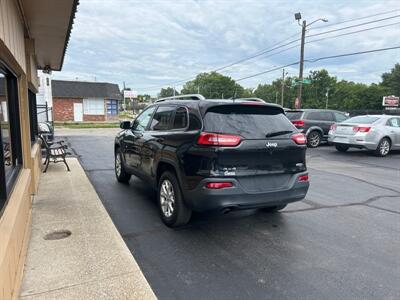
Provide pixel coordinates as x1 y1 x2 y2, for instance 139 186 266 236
52 80 122 122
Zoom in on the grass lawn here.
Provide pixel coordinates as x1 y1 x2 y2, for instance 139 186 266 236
55 122 120 129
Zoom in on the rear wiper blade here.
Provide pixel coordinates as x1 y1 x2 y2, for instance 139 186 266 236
265 130 293 138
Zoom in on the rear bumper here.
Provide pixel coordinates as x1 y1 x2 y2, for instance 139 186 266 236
182 172 309 212
328 134 378 150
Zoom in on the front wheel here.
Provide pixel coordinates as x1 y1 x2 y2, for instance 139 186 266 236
158 171 192 227
374 138 391 157
307 131 322 148
335 145 349 152
115 150 131 183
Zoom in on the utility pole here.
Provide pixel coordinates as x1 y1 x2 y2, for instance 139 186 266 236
297 20 306 109
281 68 287 107
123 81 126 111
275 91 278 104
294 13 328 109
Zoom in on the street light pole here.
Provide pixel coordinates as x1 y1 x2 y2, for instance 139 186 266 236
297 20 306 109
325 88 330 109
281 68 287 107
294 14 328 109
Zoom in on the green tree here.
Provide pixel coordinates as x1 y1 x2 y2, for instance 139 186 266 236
381 63 400 96
159 87 179 98
181 72 245 99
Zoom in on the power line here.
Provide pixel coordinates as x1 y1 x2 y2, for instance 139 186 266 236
307 14 400 38
135 12 400 91
225 21 400 74
310 8 400 30
235 46 400 82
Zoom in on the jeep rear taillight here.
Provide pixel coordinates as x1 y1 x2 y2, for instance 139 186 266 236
205 182 233 189
197 132 242 147
291 133 307 145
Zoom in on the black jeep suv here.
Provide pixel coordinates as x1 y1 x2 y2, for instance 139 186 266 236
286 109 348 147
115 95 309 227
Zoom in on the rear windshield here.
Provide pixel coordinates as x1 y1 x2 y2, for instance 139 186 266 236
204 105 295 139
344 116 379 124
286 111 303 120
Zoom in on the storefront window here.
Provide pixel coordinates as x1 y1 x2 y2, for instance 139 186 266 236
0 65 22 212
0 74 12 177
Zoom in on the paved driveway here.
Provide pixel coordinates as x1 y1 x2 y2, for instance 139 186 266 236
58 128 400 300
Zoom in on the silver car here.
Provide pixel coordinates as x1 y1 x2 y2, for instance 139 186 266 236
328 115 400 157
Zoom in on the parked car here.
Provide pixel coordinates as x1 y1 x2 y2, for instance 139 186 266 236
285 109 348 147
328 115 400 157
114 95 310 227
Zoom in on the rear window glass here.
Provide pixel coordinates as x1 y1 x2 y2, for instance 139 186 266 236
345 116 379 124
286 111 303 120
204 105 294 139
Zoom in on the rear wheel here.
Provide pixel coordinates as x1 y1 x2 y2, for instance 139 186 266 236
262 204 287 212
307 131 322 148
115 149 131 183
158 171 192 227
374 138 391 157
335 145 349 152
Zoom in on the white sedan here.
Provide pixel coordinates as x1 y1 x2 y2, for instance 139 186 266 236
328 115 400 157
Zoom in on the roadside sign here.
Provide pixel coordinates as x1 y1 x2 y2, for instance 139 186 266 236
123 90 137 98
291 79 311 87
382 95 399 107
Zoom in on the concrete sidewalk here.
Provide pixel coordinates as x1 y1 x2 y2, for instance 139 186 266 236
19 158 156 299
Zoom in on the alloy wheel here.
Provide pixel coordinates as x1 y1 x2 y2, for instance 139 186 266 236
380 140 390 156
160 179 175 218
115 153 122 176
308 132 320 147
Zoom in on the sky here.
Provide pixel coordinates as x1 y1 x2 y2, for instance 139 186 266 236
53 0 400 96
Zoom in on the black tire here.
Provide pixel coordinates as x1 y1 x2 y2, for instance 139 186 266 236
307 131 322 148
158 171 192 227
374 138 391 157
115 149 131 183
262 204 287 212
335 145 349 152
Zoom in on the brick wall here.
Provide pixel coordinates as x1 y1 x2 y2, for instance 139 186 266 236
53 98 82 121
83 114 105 121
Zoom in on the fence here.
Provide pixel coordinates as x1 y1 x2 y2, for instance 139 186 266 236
37 102 53 126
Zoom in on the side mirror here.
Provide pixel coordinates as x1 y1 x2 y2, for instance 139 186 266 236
120 121 131 130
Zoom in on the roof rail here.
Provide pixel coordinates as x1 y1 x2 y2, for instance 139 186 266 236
156 94 206 103
235 97 266 103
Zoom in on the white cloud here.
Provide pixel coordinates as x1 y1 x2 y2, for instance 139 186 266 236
53 0 400 95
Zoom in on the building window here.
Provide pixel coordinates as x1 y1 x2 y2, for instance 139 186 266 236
28 90 38 143
106 100 118 115
0 65 23 213
83 98 104 115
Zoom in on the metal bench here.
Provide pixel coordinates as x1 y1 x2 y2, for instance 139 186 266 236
3 142 11 166
39 135 70 173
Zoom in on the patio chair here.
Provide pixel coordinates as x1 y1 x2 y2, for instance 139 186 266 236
39 134 70 173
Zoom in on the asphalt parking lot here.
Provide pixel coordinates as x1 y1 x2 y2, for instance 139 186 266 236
59 128 400 300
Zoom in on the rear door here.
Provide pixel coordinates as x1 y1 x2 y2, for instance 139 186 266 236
306 111 335 136
387 117 400 147
202 104 306 193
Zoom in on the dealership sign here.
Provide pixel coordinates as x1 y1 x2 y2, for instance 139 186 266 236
123 90 137 98
382 95 399 107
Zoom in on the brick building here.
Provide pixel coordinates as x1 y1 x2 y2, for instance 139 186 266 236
52 80 122 122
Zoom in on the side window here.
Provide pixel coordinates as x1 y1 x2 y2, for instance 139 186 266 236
132 106 156 132
150 106 175 131
388 118 400 128
188 113 202 131
172 107 188 130
320 112 334 121
307 112 321 121
334 112 348 122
